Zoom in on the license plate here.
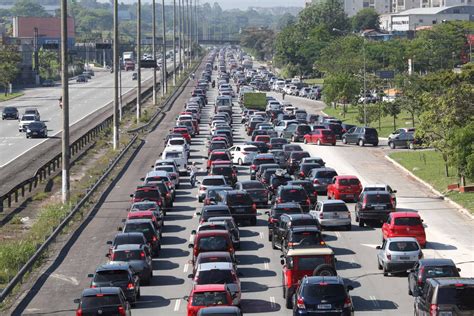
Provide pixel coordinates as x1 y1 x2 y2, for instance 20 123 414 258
375 206 384 210
318 304 332 309
32 132 38 135
346 194 353 198
235 208 245 213
399 256 410 260
333 214 339 218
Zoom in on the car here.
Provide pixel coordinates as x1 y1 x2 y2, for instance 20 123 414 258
127 210 162 233
215 190 257 226
254 134 271 144
269 149 287 168
25 108 41 121
413 277 474 316
129 201 163 222
274 185 311 212
197 306 242 316
249 154 276 180
295 163 323 180
185 284 234 316
88 263 140 304
192 262 241 306
310 200 352 231
142 171 176 199
309 168 338 194
279 213 322 234
153 165 180 189
301 157 326 166
286 151 311 175
281 248 337 309
207 151 232 170
376 237 423 276
202 185 233 205
76 74 87 82
197 205 232 224
130 185 164 210
326 175 362 202
106 232 150 256
162 145 188 170
281 226 326 255
192 251 237 276
107 244 153 285
209 164 237 186
388 127 416 141
382 212 426 247
188 230 235 265
388 131 418 149
121 219 161 256
197 176 228 202
290 124 312 142
407 259 461 297
342 126 379 146
167 137 190 153
18 114 38 132
2 106 19 120
282 144 303 162
268 170 293 199
25 121 48 138
266 202 303 241
255 163 279 183
355 190 395 227
269 137 288 150
292 275 354 314
207 216 240 249
362 184 397 207
234 180 268 206
42 79 54 87
74 287 132 316
323 123 344 140
245 140 268 153
303 129 336 146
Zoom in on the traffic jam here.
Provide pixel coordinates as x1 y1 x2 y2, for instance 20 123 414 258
73 48 473 316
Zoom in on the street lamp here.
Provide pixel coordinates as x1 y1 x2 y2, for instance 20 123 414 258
332 28 367 126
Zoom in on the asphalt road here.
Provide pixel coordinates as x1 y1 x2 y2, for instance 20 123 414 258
11 60 474 316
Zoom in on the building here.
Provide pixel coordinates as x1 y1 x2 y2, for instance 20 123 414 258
381 5 474 31
12 16 75 47
307 0 391 16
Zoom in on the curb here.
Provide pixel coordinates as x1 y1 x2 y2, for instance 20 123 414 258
385 155 473 220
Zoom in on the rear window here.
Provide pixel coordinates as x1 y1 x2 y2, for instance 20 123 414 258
113 250 143 261
291 152 310 160
366 194 391 203
315 171 338 179
155 166 173 173
284 145 302 151
211 153 229 161
198 236 229 251
212 167 233 175
394 217 422 226
281 188 307 201
165 152 182 159
297 126 311 133
81 295 121 309
292 231 322 243
124 223 153 239
321 130 332 135
199 256 231 265
202 178 226 186
323 203 348 212
297 257 326 270
436 286 474 309
388 241 419 251
302 164 321 173
275 207 301 217
423 266 459 279
339 179 360 186
114 235 144 246
255 158 275 165
303 283 346 299
134 190 159 199
192 291 228 306
291 218 317 227
211 143 227 150
94 270 128 283
227 193 251 205
196 270 234 285
169 139 185 146
365 128 378 135
242 182 264 189
244 147 259 152
200 224 227 232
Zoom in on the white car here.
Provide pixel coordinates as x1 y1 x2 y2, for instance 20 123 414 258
387 128 415 141
162 145 187 171
19 114 38 132
153 164 180 188
166 137 189 152
274 120 299 135
228 145 259 165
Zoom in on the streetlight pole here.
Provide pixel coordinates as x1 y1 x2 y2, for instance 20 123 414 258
136 0 141 123
162 0 167 94
178 0 182 74
152 0 157 104
187 0 191 68
173 0 177 86
113 0 119 150
60 0 70 203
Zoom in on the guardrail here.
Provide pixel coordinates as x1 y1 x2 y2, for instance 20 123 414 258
0 57 202 303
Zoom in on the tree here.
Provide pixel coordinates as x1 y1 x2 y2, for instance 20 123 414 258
395 73 423 127
383 99 402 131
38 49 60 80
323 72 360 109
448 123 474 186
0 44 21 95
298 0 350 33
357 103 380 126
11 0 50 17
276 13 296 30
351 8 380 32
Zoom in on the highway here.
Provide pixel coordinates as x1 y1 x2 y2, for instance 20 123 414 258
10 59 474 316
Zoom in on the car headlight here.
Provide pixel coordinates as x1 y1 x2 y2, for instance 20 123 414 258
27 129 31 132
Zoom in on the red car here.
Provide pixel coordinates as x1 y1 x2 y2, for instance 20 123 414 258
303 129 336 146
188 230 235 265
327 175 362 202
127 210 162 232
382 212 426 247
207 151 232 170
130 186 163 208
171 127 191 142
185 284 234 316
254 135 270 144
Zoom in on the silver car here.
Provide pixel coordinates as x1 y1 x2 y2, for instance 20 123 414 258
197 176 227 202
377 237 423 276
310 200 351 231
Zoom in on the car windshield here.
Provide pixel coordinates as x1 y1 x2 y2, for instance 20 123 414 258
94 270 129 283
323 203 349 212
22 115 36 121
388 241 419 251
192 292 228 306
366 194 391 203
113 250 143 261
281 189 307 201
321 130 332 136
211 143 227 150
303 284 346 299
394 217 422 226
114 235 144 246
198 236 228 251
242 182 264 190
202 178 226 186
297 257 327 270
291 152 310 160
227 193 251 206
134 190 159 199
243 147 259 152
131 202 156 211
423 266 459 279
81 295 121 309
437 287 474 310
197 270 234 284
315 171 338 179
274 207 301 218
165 152 182 159
155 166 174 173
212 167 233 176
216 99 231 106
169 139 185 145
339 179 360 186
28 122 44 128
124 223 153 239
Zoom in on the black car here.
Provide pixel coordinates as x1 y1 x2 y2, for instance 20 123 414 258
245 141 269 153
210 164 237 186
388 132 418 149
288 180 318 205
281 227 325 255
76 74 87 82
88 263 140 304
268 170 293 199
197 306 242 316
260 168 279 187
215 190 257 226
292 276 354 314
286 151 311 175
355 191 395 226
121 219 161 256
197 205 232 223
154 180 174 208
255 163 279 183
266 202 303 242
282 144 303 163
342 126 379 146
291 124 312 142
413 278 474 316
269 149 287 168
250 154 276 180
309 167 338 194
25 121 48 138
274 185 311 212
269 137 288 150
74 287 132 316
408 259 461 297
324 122 344 140
235 180 268 206
106 232 150 255
279 213 322 232
296 163 322 180
2 106 19 120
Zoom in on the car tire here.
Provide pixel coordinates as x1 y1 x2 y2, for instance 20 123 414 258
373 142 378 147
342 137 347 144
389 142 396 149
359 219 364 227
317 139 321 146
313 264 337 276
377 259 382 270
332 142 336 146
383 265 388 276
359 139 364 147
271 234 277 249
238 158 243 165
346 224 352 231
285 290 293 309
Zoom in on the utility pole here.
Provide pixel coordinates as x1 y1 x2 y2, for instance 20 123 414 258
178 0 182 75
33 27 40 85
152 0 157 104
60 0 70 203
184 0 188 69
195 0 198 54
187 0 191 67
136 0 141 123
113 0 119 150
363 39 367 127
161 0 167 94
173 0 177 86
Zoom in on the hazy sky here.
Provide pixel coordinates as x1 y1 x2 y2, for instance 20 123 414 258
107 0 304 9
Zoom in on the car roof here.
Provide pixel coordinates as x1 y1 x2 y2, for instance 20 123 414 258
202 205 230 211
197 262 234 271
281 213 314 220
427 277 474 286
82 287 122 297
302 276 344 285
313 167 336 173
286 248 334 257
279 185 305 191
114 244 143 251
364 190 391 195
193 284 227 292
390 212 420 218
128 210 154 217
146 170 169 177
419 258 456 266
290 226 321 233
96 263 131 272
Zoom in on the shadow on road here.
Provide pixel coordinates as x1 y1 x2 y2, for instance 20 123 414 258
134 295 171 309
152 259 179 271
241 298 281 313
352 296 399 311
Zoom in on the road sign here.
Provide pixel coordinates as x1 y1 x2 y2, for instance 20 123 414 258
42 43 59 49
376 70 395 79
140 59 157 68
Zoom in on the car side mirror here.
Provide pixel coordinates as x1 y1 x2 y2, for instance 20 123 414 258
191 230 196 235
117 226 122 231
151 165 155 168
106 241 112 245
140 177 145 181
376 246 381 249
392 190 397 193
280 259 285 265
73 298 80 304
129 194 134 198
196 212 201 215
187 273 194 279
105 253 111 258
457 268 461 272
188 244 194 249
265 211 270 215
347 285 354 291
87 273 94 278
183 295 189 301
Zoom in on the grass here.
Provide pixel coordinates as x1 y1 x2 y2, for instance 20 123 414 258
0 92 24 102
304 78 325 85
323 105 418 138
389 151 473 212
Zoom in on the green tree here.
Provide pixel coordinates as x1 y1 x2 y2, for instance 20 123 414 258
0 44 21 95
38 49 60 80
383 99 402 131
298 0 350 33
395 73 423 127
11 0 50 17
323 72 360 110
356 103 380 126
448 123 474 186
351 8 380 32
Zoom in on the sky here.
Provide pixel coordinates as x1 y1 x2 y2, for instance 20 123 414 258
106 0 304 9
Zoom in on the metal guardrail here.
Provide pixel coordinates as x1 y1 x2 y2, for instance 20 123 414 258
0 58 202 303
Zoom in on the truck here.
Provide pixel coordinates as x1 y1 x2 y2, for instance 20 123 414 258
122 51 135 71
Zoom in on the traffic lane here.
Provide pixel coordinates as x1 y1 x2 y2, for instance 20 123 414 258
12 62 204 315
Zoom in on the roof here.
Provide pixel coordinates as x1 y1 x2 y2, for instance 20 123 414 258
202 205 230 211
145 170 169 177
286 248 334 257
114 244 143 251
427 277 474 286
193 284 227 292
81 287 121 297
202 175 226 180
392 5 472 15
302 275 344 285
419 258 456 266
124 218 153 225
197 262 234 271
96 263 131 272
390 212 420 218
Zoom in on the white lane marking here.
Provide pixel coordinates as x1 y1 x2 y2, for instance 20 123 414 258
264 261 269 270
189 234 194 242
270 296 276 309
174 299 181 311
361 243 380 248
193 212 197 218
370 296 379 307
335 231 341 238
259 232 264 239
183 263 189 273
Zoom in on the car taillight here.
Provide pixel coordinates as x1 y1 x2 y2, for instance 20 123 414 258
319 213 323 219
362 195 367 209
299 172 305 177
141 251 146 258
76 308 83 316
90 284 97 288
306 198 311 205
343 296 352 308
287 242 296 247
313 179 320 184
166 192 171 197
110 253 115 261
313 191 318 197
387 254 391 261
270 218 278 223
296 296 305 309
430 304 438 316
252 203 257 211
417 267 424 285
152 235 157 242
277 197 282 203
127 282 135 290
251 165 257 170
118 306 126 316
